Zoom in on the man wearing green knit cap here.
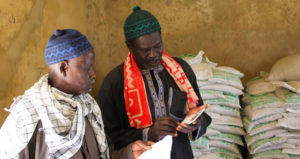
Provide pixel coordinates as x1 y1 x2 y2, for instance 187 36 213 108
98 6 211 159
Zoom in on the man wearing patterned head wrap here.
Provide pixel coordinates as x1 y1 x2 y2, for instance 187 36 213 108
98 6 212 159
0 29 153 159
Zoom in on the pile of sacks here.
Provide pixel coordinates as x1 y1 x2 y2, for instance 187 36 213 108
181 51 245 159
242 54 300 159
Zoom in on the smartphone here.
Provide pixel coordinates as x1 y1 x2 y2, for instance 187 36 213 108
181 104 208 125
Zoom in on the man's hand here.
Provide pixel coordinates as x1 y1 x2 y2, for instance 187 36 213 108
131 140 155 159
148 116 179 141
177 105 207 134
177 113 204 134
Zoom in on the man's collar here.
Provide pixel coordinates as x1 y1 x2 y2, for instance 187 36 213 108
140 63 164 74
51 86 75 99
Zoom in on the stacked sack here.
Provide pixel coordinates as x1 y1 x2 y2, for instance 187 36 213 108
242 54 300 159
181 51 246 159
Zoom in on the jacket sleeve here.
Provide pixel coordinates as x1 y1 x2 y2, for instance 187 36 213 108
111 143 134 159
97 66 143 150
174 57 212 139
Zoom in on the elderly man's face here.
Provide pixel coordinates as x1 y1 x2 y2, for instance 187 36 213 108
129 31 163 70
67 50 96 94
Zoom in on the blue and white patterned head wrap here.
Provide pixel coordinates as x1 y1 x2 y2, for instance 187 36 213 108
45 29 93 65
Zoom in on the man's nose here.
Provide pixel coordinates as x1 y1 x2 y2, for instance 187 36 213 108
90 69 96 79
148 48 157 58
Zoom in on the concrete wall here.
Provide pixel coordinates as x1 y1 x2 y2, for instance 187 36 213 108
0 0 299 126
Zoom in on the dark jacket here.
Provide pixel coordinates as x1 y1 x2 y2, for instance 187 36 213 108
98 57 211 159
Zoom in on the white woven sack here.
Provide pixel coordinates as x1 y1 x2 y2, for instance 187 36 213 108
215 66 244 78
267 54 300 81
200 84 243 96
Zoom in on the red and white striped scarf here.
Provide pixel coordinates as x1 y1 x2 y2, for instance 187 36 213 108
124 51 199 129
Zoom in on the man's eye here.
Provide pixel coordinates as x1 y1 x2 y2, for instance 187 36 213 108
155 44 161 48
142 48 150 53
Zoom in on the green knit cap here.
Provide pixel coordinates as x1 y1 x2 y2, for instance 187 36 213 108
124 6 161 41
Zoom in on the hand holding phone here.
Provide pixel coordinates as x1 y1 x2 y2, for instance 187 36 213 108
181 104 208 125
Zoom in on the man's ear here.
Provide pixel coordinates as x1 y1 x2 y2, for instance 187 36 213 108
125 41 133 53
59 60 70 77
